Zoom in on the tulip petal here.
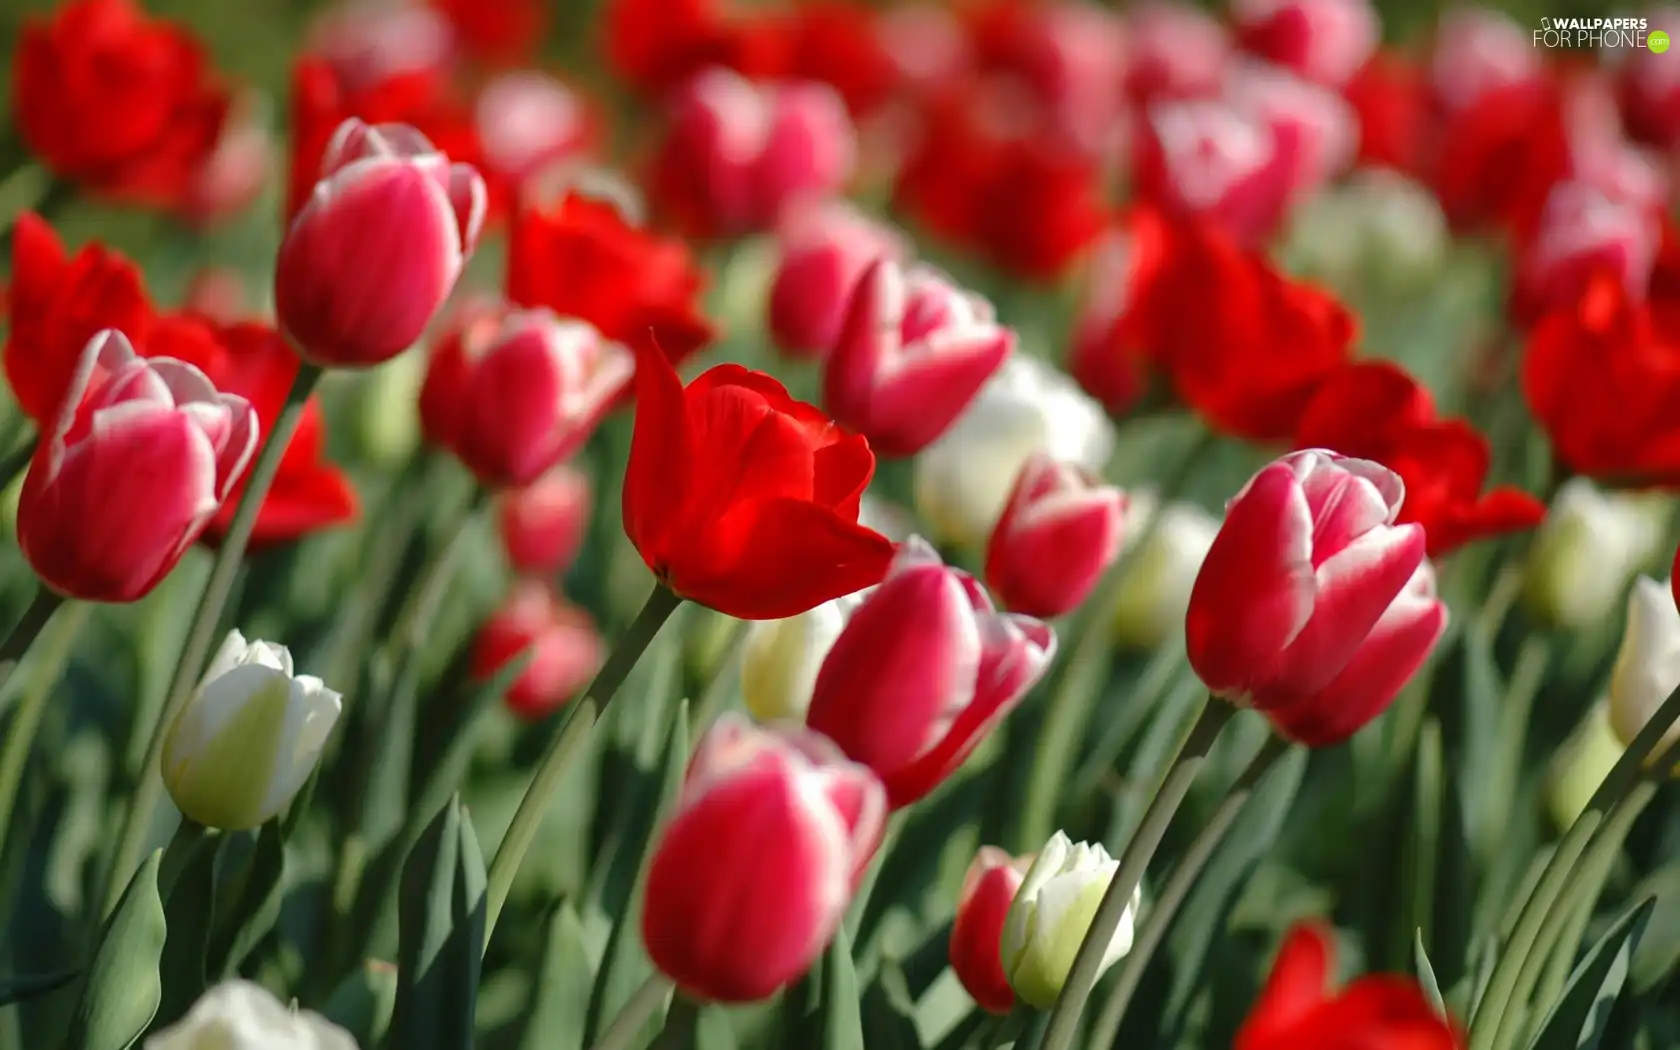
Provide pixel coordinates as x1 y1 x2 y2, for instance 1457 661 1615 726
1236 923 1333 1050
623 334 693 567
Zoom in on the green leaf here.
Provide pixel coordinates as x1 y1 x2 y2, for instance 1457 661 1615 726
64 851 166 1050
820 926 865 1050
1415 930 1448 1019
1526 897 1656 1050
154 837 219 1030
1628 860 1680 992
517 903 597 1050
322 960 399 1048
861 957 924 1050
388 797 488 1050
0 969 77 1007
1403 721 1444 960
206 824 286 979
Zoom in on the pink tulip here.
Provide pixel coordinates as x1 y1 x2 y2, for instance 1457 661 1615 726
470 581 605 721
1132 97 1284 246
823 261 1014 457
475 72 593 185
768 199 906 360
418 303 632 488
1510 182 1658 326
1428 9 1542 114
650 67 857 238
642 715 887 1002
498 465 592 576
950 846 1029 1015
1225 61 1357 208
985 454 1127 619
1067 210 1170 416
806 538 1055 807
19 330 257 602
177 102 274 229
307 4 454 92
1231 0 1378 88
1124 2 1232 104
275 118 486 367
1186 449 1446 746
1618 7 1680 149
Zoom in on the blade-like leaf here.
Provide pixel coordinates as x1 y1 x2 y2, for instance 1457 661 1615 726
389 797 488 1050
1527 897 1656 1050
63 851 166 1050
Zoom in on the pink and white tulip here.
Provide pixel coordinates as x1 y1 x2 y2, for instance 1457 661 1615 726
1185 450 1447 746
1123 2 1232 104
497 465 592 576
1132 98 1282 246
1231 0 1378 88
470 581 605 721
768 200 906 360
985 454 1127 619
642 715 887 1002
1511 181 1659 326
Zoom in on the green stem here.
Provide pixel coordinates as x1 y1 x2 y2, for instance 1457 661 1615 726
1035 698 1234 1050
1479 635 1550 859
485 584 684 939
0 432 35 498
1468 681 1680 1050
155 819 211 901
99 363 325 920
930 1008 987 1050
651 996 700 1050
592 972 672 1050
0 601 88 864
844 810 906 940
0 587 65 696
1086 734 1294 1048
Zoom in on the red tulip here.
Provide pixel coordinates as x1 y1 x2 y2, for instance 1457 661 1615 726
1343 52 1429 174
1237 923 1462 1050
649 67 856 239
276 119 486 368
604 0 786 99
985 454 1126 618
4 212 152 423
1067 210 1173 416
498 465 592 576
19 330 257 602
1231 0 1377 87
780 1 903 118
806 538 1055 806
1618 7 1680 149
1123 2 1231 104
950 846 1029 1016
419 304 632 487
1431 78 1570 237
824 260 1014 457
1295 362 1545 556
622 337 895 620
967 0 1129 158
429 0 547 67
470 581 605 720
1187 450 1446 746
12 0 230 205
506 191 714 370
175 103 273 229
768 199 905 360
642 715 886 1002
1510 181 1659 327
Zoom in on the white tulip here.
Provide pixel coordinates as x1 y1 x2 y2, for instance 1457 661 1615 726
147 980 356 1050
1110 493 1219 650
915 356 1114 551
1522 478 1668 629
1000 831 1140 1008
162 631 342 831
1284 169 1447 287
1607 576 1680 762
740 592 865 722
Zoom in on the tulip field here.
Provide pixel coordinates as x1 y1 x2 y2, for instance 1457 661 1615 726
3 0 1680 1048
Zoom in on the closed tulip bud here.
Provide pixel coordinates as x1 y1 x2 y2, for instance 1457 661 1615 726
275 118 487 367
769 200 906 359
740 592 866 723
985 454 1126 618
643 715 887 1002
1523 478 1668 629
420 304 633 488
470 581 605 721
999 831 1140 1009
916 356 1115 552
146 979 355 1050
1232 0 1378 87
950 846 1030 1015
498 465 592 576
1110 495 1219 650
1549 700 1625 829
19 330 258 603
161 631 342 831
825 261 1014 457
1187 450 1448 746
806 538 1056 807
1607 576 1680 764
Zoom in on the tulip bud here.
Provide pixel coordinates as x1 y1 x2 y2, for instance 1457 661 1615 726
1549 700 1625 829
806 538 1056 806
916 356 1115 552
1522 478 1668 630
498 465 592 576
146 979 356 1050
1187 450 1448 746
19 330 258 603
740 592 866 723
985 454 1126 618
643 714 887 1002
275 118 487 367
1607 576 1680 764
1511 182 1658 326
420 304 633 488
768 199 906 359
950 846 1030 1015
470 581 606 721
1231 0 1378 88
1110 495 1220 650
999 831 1140 1009
824 261 1015 457
161 631 342 831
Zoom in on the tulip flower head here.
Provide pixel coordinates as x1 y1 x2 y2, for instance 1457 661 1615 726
1000 831 1140 1009
1608 576 1680 764
642 715 887 1002
950 846 1031 1015
1522 478 1668 629
1110 495 1220 650
740 592 867 723
769 199 906 360
985 453 1126 618
498 465 592 576
1187 450 1447 746
470 581 605 721
1231 0 1379 87
806 538 1056 807
161 631 342 831
146 979 355 1050
19 329 257 603
275 118 487 367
